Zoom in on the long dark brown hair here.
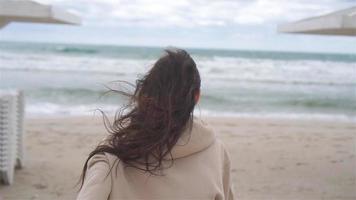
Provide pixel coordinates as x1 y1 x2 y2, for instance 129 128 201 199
79 48 201 188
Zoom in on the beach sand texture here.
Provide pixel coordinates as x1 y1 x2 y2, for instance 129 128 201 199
0 116 355 200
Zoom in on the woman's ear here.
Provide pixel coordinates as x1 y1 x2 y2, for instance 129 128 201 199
194 90 200 104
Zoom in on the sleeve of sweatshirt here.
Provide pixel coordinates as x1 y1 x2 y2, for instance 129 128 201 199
77 153 112 200
222 144 235 200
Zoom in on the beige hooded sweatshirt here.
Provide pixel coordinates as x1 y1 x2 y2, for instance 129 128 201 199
77 118 235 200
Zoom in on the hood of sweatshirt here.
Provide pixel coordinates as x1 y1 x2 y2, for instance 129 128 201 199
170 118 216 159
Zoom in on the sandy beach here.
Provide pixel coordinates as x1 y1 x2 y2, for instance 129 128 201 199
0 115 355 200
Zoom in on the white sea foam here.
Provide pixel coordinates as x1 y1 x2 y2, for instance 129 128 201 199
26 103 356 122
2 51 355 86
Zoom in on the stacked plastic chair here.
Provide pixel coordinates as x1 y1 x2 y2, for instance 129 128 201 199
0 91 17 185
0 90 25 185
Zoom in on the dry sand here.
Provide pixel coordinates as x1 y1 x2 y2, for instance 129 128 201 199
0 115 355 200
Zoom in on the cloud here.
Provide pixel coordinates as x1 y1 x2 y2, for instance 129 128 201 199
36 0 356 27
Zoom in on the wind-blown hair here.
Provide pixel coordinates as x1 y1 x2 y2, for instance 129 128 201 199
80 49 201 188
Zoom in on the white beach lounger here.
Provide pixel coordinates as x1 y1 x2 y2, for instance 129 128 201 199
0 90 25 185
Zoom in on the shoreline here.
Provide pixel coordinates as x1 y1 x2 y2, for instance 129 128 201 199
0 115 355 200
25 112 356 123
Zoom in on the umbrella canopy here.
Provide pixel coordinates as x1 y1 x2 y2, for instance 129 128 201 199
0 0 81 29
278 6 356 36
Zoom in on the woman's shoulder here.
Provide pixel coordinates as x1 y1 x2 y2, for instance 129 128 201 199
86 152 119 171
193 119 231 158
192 118 227 149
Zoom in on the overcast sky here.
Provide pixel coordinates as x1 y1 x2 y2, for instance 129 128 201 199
1 0 356 53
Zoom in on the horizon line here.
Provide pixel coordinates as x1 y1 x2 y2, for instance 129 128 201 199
0 39 355 56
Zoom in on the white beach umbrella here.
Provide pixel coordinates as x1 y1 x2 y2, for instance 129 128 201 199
277 6 356 36
0 0 81 29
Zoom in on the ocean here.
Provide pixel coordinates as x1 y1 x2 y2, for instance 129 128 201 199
0 41 355 120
